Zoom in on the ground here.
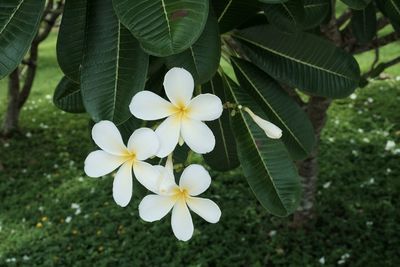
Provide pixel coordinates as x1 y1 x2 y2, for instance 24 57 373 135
0 33 399 266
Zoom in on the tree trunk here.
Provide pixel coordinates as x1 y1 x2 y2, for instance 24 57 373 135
292 96 332 228
1 69 21 137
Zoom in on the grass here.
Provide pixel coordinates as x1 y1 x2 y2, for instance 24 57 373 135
0 31 400 266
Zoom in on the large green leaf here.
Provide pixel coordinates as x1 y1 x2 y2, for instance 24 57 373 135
81 0 149 124
166 9 221 85
53 76 85 114
56 0 87 82
223 73 301 216
233 25 360 98
350 2 377 44
113 0 209 57
231 57 315 160
378 0 400 32
202 73 239 171
259 0 289 3
212 0 260 33
341 0 371 10
302 0 330 29
263 0 305 33
0 0 45 79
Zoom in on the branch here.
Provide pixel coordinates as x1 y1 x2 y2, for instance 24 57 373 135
362 55 400 80
377 17 390 31
18 45 38 109
34 0 64 44
337 10 351 28
18 1 64 108
352 32 400 54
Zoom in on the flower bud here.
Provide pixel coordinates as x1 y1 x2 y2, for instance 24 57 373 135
158 155 176 195
244 107 282 139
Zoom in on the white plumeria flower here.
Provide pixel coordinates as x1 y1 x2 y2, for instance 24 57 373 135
130 67 223 158
139 156 221 241
84 121 160 207
243 107 282 139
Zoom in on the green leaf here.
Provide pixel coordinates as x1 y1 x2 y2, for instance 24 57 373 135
223 73 301 216
340 0 371 10
302 0 330 29
56 0 87 82
53 76 85 113
263 0 305 33
212 0 260 33
259 0 289 3
113 0 209 57
231 57 315 160
378 0 400 32
166 9 221 85
81 0 149 124
0 0 45 79
202 73 240 171
350 3 377 44
233 25 360 98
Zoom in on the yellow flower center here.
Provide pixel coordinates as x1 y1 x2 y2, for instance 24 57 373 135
173 187 189 201
124 151 137 163
171 102 190 119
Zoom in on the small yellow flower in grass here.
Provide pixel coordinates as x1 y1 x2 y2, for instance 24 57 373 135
139 156 221 241
36 222 43 228
243 107 282 139
130 67 223 157
41 216 48 222
84 121 161 207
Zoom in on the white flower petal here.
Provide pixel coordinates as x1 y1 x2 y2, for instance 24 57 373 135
164 67 194 107
113 161 133 207
181 119 215 154
133 161 162 193
179 164 211 196
158 156 178 195
91 121 128 156
129 91 175 120
84 150 127 177
245 108 282 139
155 115 181 158
139 194 176 222
187 94 223 121
171 199 194 241
186 197 221 223
127 127 159 160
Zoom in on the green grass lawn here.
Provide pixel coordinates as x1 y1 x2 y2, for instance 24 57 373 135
0 31 399 266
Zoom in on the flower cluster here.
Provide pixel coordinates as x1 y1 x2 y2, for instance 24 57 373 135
84 68 282 241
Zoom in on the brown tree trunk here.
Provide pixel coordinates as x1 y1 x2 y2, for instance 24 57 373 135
292 97 332 227
18 44 38 109
1 69 21 137
0 1 62 137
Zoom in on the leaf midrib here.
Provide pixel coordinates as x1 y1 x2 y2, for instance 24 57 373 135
389 0 400 17
234 34 356 81
0 0 24 35
217 0 233 22
112 23 121 121
304 3 328 9
232 60 308 155
223 74 287 213
209 77 231 166
161 0 172 42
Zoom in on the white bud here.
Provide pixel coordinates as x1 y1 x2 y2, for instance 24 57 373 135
158 155 176 195
244 107 282 139
178 135 184 146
